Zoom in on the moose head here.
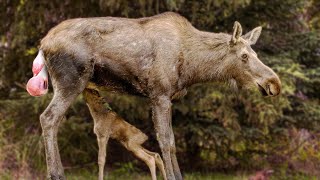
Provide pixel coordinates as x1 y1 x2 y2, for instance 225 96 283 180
223 22 281 96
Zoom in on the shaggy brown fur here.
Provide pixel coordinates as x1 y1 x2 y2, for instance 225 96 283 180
38 12 281 180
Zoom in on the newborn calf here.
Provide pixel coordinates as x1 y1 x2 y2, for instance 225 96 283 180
83 89 167 180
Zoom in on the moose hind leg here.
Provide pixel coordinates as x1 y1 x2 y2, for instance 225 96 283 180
40 91 84 179
40 52 93 179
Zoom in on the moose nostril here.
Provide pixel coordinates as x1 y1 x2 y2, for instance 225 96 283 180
267 84 274 96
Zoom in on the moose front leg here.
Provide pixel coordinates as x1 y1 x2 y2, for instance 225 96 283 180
169 125 182 180
151 95 176 180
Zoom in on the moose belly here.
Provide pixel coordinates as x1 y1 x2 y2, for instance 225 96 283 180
89 64 148 97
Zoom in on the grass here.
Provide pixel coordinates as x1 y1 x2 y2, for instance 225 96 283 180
66 171 248 180
1 170 318 180
1 166 318 180
65 171 320 180
64 169 320 180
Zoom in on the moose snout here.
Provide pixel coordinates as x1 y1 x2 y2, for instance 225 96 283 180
256 64 281 97
262 77 281 96
267 81 281 96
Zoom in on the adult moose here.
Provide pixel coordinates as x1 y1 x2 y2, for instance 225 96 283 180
28 12 281 180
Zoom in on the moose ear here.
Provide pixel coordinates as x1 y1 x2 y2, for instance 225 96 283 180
230 21 243 45
242 26 262 45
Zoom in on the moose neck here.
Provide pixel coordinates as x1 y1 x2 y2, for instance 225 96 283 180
179 29 232 88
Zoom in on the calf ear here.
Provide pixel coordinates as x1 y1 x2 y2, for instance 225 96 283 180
230 21 242 45
243 26 262 45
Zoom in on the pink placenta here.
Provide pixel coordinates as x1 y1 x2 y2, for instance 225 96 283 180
26 50 48 96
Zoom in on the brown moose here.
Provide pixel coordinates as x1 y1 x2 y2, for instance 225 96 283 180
26 12 281 180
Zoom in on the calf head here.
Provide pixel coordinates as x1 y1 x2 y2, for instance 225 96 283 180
224 22 281 96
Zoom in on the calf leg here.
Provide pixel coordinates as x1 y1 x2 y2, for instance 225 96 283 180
144 149 167 180
83 89 112 180
127 145 157 180
96 134 110 180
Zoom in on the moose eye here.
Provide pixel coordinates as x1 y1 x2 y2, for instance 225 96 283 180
241 54 248 59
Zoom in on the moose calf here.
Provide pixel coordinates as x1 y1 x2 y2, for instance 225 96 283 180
83 89 166 180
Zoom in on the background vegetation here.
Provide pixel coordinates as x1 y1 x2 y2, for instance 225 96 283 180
0 0 319 179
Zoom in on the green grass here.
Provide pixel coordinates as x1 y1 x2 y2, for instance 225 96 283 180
66 171 248 180
1 168 318 180
66 171 319 180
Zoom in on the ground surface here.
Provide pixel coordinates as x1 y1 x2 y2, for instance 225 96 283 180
1 169 318 179
65 171 318 180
